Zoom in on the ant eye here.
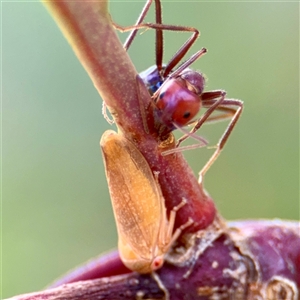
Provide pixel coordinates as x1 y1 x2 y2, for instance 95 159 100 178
183 112 191 119
159 92 165 99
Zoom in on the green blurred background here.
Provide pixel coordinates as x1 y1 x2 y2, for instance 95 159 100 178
2 1 299 297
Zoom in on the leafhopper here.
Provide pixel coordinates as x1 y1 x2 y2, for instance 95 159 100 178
100 130 192 273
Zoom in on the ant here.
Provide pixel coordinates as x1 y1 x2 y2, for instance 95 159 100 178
112 0 243 186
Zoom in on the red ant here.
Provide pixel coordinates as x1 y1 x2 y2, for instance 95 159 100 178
112 0 243 185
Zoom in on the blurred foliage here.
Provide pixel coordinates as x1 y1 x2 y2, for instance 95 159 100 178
2 1 298 297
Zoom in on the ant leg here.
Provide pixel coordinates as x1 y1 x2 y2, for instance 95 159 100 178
173 123 208 147
203 106 236 124
168 48 207 79
131 22 200 78
162 28 199 78
192 92 237 124
122 0 153 51
198 99 243 186
161 141 208 156
113 22 201 77
102 102 115 125
114 0 165 72
176 90 227 147
153 0 163 71
160 124 208 156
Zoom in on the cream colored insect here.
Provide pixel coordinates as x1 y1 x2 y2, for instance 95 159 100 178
100 130 191 273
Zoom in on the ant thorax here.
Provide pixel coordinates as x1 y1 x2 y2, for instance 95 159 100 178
139 64 166 95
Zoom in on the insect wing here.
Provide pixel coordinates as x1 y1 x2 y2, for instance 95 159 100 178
100 131 164 261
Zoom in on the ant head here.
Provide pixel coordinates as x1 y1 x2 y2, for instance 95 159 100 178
180 70 205 95
155 78 201 128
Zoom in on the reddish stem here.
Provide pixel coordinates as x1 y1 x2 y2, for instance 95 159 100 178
8 221 300 300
